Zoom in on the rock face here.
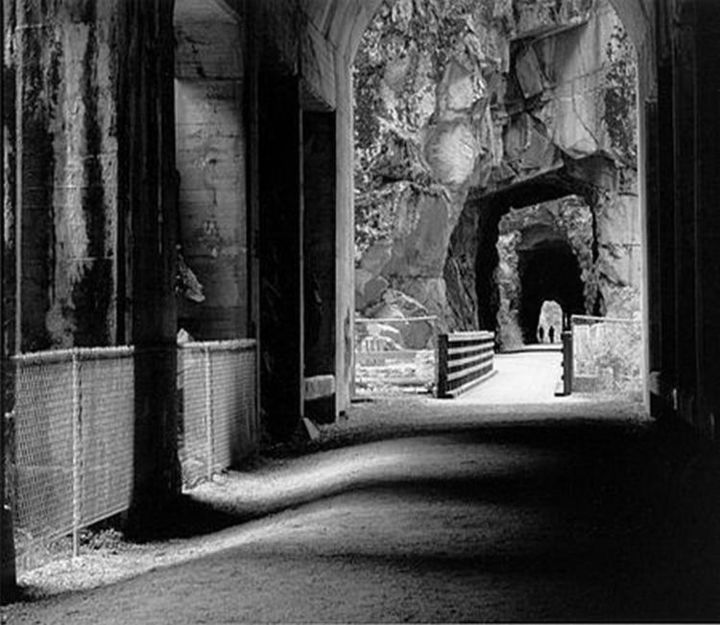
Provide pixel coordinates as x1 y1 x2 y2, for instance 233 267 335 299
354 0 639 335
496 197 593 346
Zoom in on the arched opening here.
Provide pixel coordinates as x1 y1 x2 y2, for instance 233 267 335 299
517 236 584 343
537 300 564 344
494 196 595 348
351 0 644 400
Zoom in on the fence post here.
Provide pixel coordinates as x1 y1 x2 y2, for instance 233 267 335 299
204 346 213 480
71 351 81 558
437 334 448 398
562 330 573 396
431 318 439 394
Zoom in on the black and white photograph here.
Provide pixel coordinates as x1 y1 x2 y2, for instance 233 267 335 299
1 0 720 622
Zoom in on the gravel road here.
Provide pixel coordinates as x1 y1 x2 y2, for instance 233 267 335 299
4 352 720 623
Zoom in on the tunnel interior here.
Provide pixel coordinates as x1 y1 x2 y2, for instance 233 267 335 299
473 183 594 345
517 234 585 342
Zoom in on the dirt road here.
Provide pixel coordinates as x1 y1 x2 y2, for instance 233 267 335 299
4 352 720 622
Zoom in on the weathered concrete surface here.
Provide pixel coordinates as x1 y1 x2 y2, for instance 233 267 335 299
9 0 124 351
175 0 248 340
5 0 182 526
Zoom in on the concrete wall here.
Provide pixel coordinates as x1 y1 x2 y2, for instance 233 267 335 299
5 0 181 521
9 0 124 352
174 0 249 340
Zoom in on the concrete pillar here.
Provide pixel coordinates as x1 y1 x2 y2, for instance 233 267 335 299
258 66 304 440
119 0 181 523
11 0 124 352
0 1 16 604
334 53 355 415
671 1 698 422
654 52 678 418
3 0 179 535
693 0 720 440
643 98 664 416
303 110 337 423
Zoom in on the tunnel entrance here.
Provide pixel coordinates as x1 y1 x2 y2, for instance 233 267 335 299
485 193 600 350
351 0 643 403
517 236 584 343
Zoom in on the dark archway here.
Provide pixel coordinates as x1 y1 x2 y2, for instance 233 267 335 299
517 237 585 342
470 175 599 342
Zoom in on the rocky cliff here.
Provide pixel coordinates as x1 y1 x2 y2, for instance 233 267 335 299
354 0 639 340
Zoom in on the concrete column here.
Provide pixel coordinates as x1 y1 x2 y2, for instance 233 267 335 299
671 2 698 422
258 68 304 440
4 0 179 534
0 0 16 604
643 98 663 416
654 53 678 418
693 0 720 440
11 0 123 351
303 111 337 423
334 54 355 414
116 0 180 524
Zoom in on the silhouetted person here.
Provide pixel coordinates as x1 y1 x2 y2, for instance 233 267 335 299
538 326 545 343
548 325 555 343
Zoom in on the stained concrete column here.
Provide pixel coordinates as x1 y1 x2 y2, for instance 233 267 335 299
5 0 179 532
643 98 663 415
11 0 123 352
671 1 698 421
258 67 304 440
693 0 720 440
653 50 678 418
334 57 355 415
0 0 16 605
118 0 181 521
303 110 337 423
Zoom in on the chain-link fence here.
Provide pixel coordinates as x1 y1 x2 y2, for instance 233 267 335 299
572 314 642 396
10 347 135 571
354 316 437 396
8 339 258 572
178 340 257 487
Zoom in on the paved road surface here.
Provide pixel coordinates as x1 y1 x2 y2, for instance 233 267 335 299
459 349 562 405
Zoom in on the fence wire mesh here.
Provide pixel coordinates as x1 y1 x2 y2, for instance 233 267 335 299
572 314 643 396
13 355 75 551
178 340 257 487
10 340 258 572
354 316 437 396
11 347 135 571
78 351 135 528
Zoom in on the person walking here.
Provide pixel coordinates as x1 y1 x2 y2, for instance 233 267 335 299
538 326 545 343
548 325 555 344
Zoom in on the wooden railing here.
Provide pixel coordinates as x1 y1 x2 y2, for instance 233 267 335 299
436 331 495 398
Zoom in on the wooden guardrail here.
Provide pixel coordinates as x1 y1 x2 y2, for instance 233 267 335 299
436 331 495 398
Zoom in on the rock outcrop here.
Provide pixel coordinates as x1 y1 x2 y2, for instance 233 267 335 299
354 0 639 336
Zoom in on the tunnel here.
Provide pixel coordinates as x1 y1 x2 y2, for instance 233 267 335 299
517 228 585 342
469 181 595 344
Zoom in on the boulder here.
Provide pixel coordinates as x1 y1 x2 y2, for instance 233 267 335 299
367 290 434 349
355 274 390 312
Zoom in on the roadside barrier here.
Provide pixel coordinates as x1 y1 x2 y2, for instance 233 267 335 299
436 331 495 398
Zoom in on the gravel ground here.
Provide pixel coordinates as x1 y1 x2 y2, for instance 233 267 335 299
3 353 719 623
